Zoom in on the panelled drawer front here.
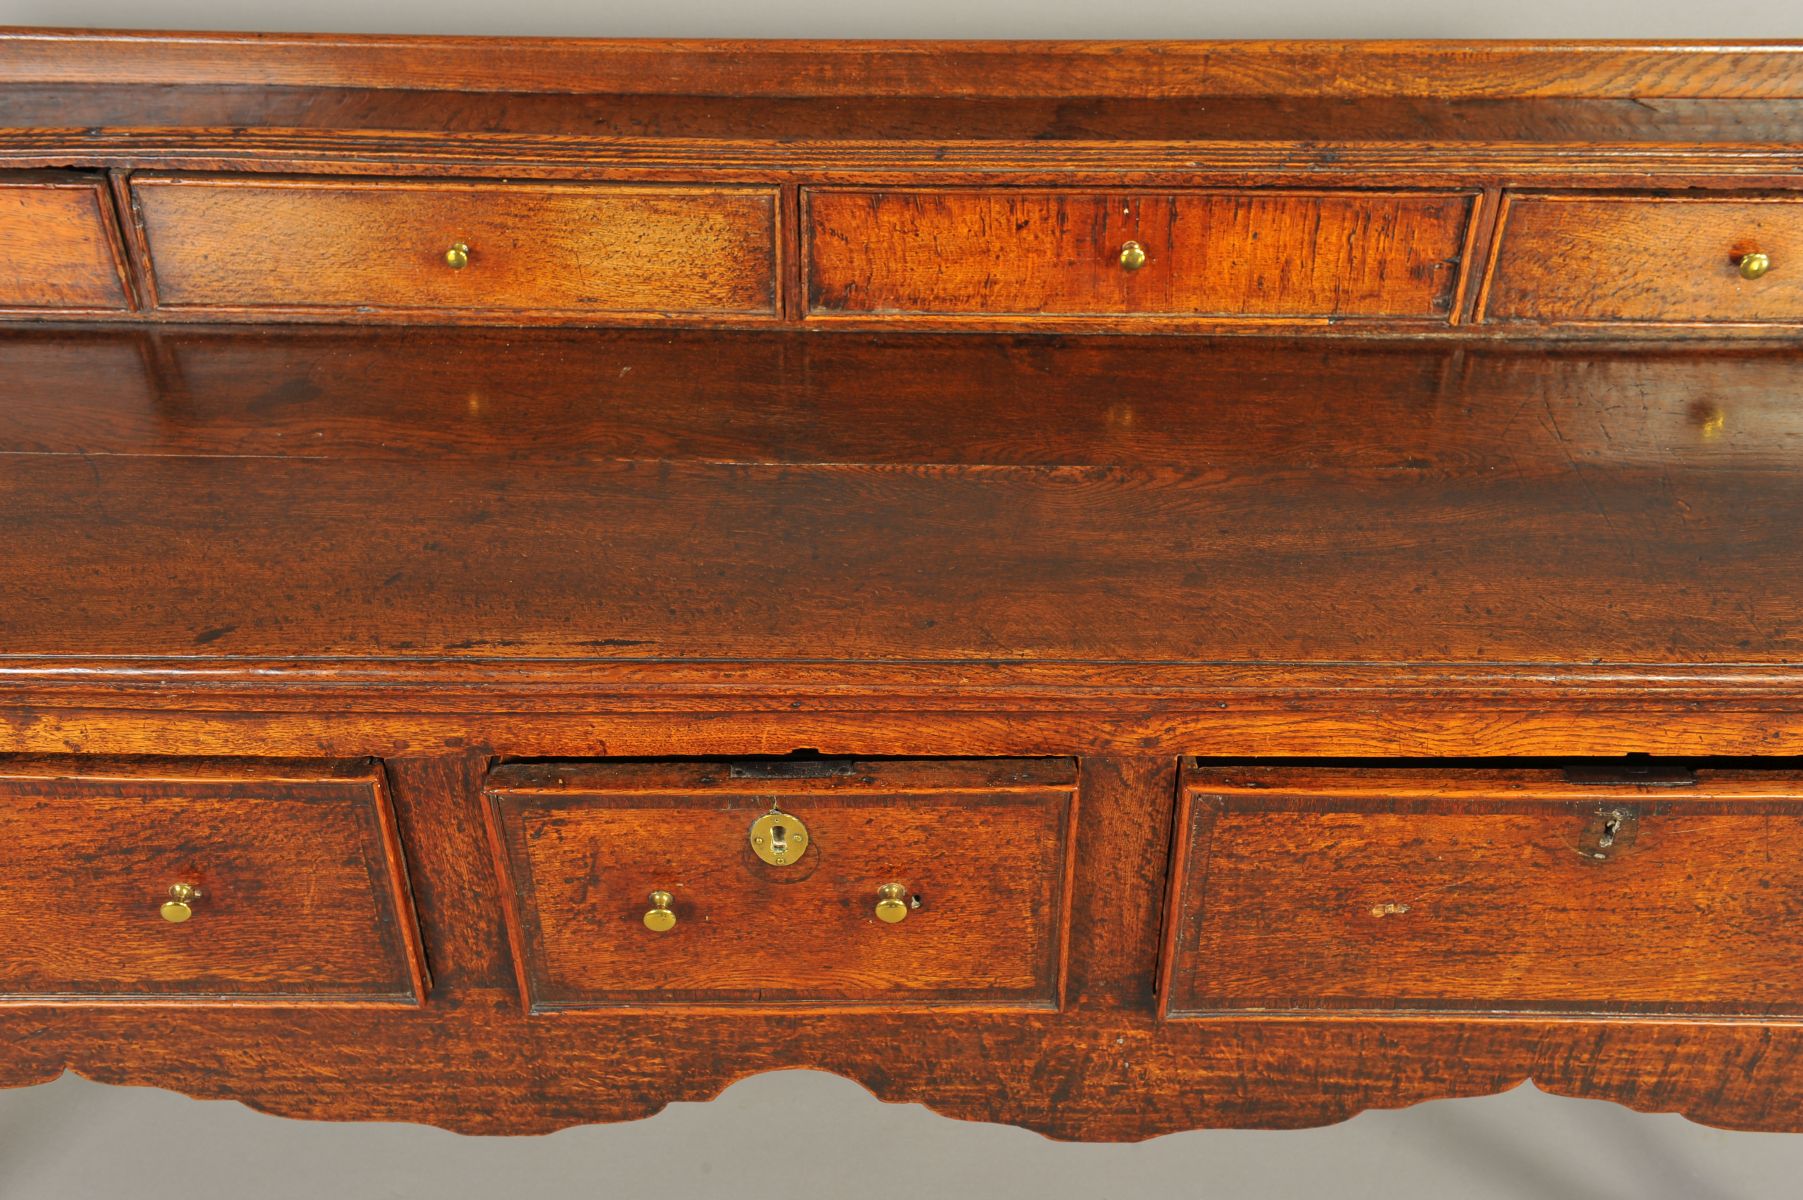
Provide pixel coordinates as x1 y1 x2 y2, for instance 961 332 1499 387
805 189 1475 320
0 758 427 1004
485 758 1076 1009
0 175 131 311
1162 765 1803 1020
1484 194 1803 324
133 176 779 317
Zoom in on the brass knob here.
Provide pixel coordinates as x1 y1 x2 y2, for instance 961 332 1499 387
643 890 677 932
1119 240 1147 272
160 883 201 924
444 242 471 270
875 883 913 924
1739 251 1771 280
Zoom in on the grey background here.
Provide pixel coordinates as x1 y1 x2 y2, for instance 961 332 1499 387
0 0 1796 38
4 2 1803 1196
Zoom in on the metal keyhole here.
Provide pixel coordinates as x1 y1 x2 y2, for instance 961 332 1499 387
1580 806 1638 861
1597 812 1622 850
749 808 809 867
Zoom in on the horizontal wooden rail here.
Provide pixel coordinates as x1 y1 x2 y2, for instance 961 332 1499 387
3 31 1803 98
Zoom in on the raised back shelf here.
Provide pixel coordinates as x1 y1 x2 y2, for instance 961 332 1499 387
2 34 1803 332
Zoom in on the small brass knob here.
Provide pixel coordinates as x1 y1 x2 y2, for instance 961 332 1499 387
1739 251 1771 280
160 883 201 924
444 242 471 270
875 883 913 924
1119 240 1147 272
643 890 677 932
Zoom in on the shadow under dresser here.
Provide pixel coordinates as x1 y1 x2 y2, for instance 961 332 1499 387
4 30 1803 1139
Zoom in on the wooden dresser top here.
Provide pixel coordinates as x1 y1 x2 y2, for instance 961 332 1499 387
3 326 1800 696
2 33 1802 704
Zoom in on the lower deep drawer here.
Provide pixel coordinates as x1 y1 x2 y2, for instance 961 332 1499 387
0 757 427 1004
1161 763 1803 1019
484 758 1076 1010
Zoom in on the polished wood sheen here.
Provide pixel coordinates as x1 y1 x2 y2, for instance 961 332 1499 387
9 32 1803 1142
805 189 1474 320
1484 193 1803 324
1164 764 1803 1018
9 35 1803 99
2 329 1800 666
0 175 130 310
486 759 1075 1009
0 758 426 1004
133 176 779 318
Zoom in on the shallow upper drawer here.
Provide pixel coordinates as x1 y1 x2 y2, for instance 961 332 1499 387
804 189 1474 321
1484 193 1803 324
1163 763 1803 1020
0 757 427 1005
0 174 131 311
133 176 779 318
485 757 1076 1010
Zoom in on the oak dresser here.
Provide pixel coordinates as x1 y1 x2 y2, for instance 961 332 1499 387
4 30 1803 1139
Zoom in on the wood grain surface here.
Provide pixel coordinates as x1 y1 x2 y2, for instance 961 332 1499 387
5 34 1803 100
1164 764 1803 1018
806 189 1473 319
5 327 1800 470
11 87 1803 144
1484 194 1803 323
0 757 426 1004
2 328 1800 665
486 758 1075 1008
0 175 130 311
133 176 778 317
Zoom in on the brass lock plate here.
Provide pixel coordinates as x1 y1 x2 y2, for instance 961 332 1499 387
749 808 809 866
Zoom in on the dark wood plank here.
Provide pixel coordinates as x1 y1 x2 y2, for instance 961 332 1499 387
11 86 1803 144
1065 755 1176 1011
384 753 515 993
2 330 1801 666
5 35 1803 100
5 328 1801 471
3 448 1798 664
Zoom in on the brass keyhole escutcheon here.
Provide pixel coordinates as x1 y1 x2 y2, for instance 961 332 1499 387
1119 240 1147 271
160 882 201 924
749 808 808 866
643 890 677 932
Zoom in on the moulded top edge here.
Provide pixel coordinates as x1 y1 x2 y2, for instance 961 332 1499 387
4 31 1803 100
